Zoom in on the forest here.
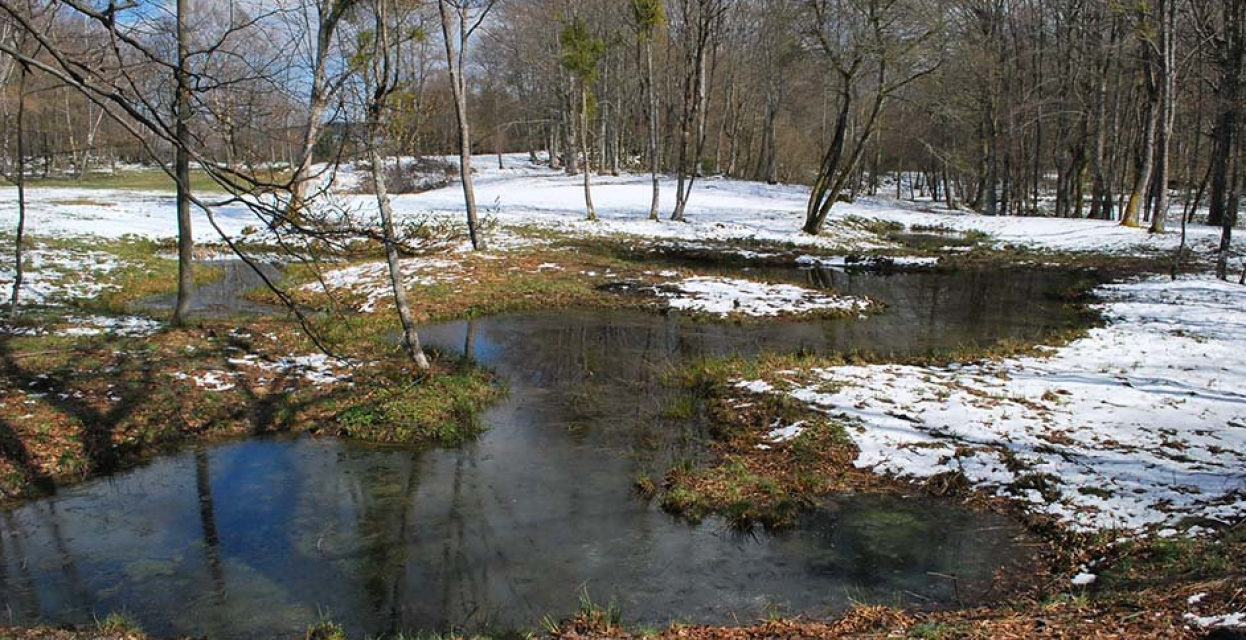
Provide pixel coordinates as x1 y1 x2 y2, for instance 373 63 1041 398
0 1 1244 639
1 0 1242 232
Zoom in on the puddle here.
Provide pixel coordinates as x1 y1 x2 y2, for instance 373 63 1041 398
0 268 1083 638
138 260 283 317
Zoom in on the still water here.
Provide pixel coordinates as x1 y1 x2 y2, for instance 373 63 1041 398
0 268 1081 638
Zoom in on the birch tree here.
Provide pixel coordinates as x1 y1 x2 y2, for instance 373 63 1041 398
357 0 431 370
288 0 362 217
437 0 497 251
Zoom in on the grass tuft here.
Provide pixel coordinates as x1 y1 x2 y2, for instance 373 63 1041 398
94 611 143 637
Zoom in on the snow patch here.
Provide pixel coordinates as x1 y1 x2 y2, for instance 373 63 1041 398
735 275 1246 534
58 315 162 337
796 254 939 270
1185 612 1246 629
306 256 463 313
766 420 806 443
657 276 872 317
226 353 355 386
1071 572 1097 586
0 248 127 306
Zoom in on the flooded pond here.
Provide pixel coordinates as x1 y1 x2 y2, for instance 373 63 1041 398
0 268 1083 638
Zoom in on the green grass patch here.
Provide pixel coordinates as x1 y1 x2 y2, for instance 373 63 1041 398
14 169 226 193
94 611 143 636
1098 527 1244 590
334 359 504 445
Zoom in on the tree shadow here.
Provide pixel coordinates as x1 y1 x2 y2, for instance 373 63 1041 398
0 337 155 482
0 331 349 499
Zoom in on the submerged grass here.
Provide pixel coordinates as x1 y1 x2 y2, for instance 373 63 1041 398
334 357 503 445
653 354 863 530
93 612 142 637
649 269 1104 533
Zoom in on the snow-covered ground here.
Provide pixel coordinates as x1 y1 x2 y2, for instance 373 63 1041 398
656 276 872 317
175 353 353 391
735 276 1246 535
1 154 1238 258
0 189 265 242
0 247 129 306
57 314 162 337
4 157 1244 533
0 247 165 336
306 256 466 313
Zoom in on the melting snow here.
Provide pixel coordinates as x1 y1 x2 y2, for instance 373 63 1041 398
766 420 806 443
7 154 1238 259
657 276 872 317
0 248 127 306
305 257 462 313
1185 612 1246 629
796 254 939 269
1071 572 1097 586
734 275 1246 535
226 353 354 386
58 315 162 337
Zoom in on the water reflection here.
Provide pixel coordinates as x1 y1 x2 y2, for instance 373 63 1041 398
0 440 1033 638
139 260 283 317
0 269 1075 638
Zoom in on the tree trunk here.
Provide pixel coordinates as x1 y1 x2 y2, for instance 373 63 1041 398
1123 36 1159 228
581 83 596 221
370 145 431 371
1216 146 1241 279
288 0 353 219
1150 0 1175 234
172 0 195 326
804 63 889 236
1209 0 1244 231
644 37 660 221
439 0 487 251
672 8 714 222
7 65 27 319
757 85 779 185
1088 26 1114 221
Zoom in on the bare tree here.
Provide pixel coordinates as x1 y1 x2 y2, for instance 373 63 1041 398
438 0 497 251
631 0 664 220
1 0 53 319
1202 0 1246 277
359 0 432 370
4 60 27 318
1149 0 1176 234
801 0 940 235
288 0 362 216
1122 1 1161 229
669 0 729 222
171 0 194 325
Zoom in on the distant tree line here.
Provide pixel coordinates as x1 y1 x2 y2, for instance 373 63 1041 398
3 1 1243 226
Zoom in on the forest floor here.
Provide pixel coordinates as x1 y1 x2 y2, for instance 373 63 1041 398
0 156 1243 638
